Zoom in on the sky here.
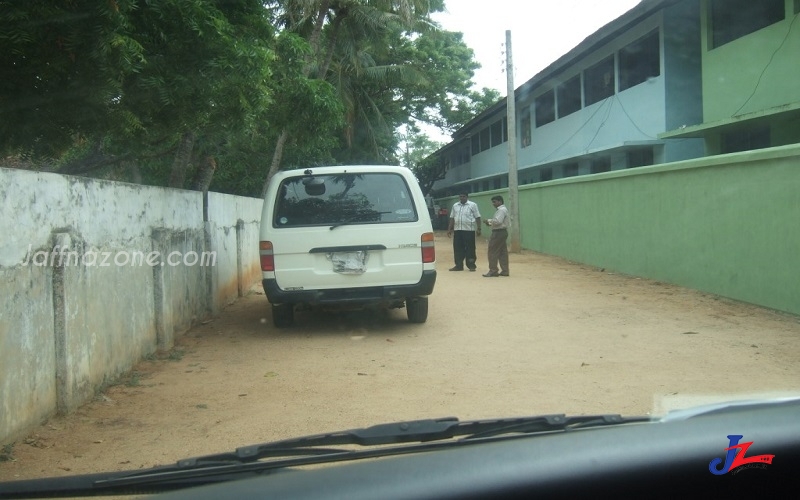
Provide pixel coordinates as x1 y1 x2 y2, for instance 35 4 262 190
430 0 642 94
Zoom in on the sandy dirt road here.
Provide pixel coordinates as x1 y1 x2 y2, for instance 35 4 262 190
2 232 799 482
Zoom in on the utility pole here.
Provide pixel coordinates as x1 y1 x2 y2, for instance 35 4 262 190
403 123 411 168
505 30 521 252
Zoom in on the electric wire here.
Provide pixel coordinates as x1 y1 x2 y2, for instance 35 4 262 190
539 97 611 162
732 12 799 117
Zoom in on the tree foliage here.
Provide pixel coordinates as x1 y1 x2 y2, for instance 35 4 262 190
1 0 136 158
440 86 503 132
404 85 501 197
1 0 276 186
0 0 503 196
399 124 444 194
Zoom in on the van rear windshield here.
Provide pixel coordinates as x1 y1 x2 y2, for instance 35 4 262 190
273 172 419 227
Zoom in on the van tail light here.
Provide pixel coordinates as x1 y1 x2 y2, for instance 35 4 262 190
260 241 275 271
421 232 435 263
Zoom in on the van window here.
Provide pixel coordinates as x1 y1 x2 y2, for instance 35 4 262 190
273 172 418 227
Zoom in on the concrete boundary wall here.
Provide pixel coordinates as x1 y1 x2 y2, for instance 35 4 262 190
0 168 263 443
206 191 264 313
441 144 800 317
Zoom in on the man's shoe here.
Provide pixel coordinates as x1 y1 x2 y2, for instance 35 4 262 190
499 272 510 277
449 266 464 271
482 271 499 277
468 268 476 272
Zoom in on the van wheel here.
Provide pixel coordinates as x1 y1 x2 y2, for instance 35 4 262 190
406 297 428 323
272 303 294 328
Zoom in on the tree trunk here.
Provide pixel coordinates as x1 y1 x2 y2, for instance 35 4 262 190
263 1 330 185
169 131 195 189
261 129 290 198
191 155 217 192
308 1 330 60
125 161 142 184
317 15 343 79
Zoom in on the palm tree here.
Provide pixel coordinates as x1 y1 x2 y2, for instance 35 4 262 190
261 0 441 197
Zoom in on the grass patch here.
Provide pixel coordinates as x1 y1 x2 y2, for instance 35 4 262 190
0 443 15 462
168 349 185 361
124 371 142 387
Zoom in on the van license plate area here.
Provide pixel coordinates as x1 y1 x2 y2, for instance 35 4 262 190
328 251 368 274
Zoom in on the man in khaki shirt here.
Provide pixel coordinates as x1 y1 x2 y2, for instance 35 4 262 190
482 195 509 277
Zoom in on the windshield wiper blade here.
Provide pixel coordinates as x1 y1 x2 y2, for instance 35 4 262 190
166 413 650 466
0 414 649 498
180 417 462 465
456 413 650 440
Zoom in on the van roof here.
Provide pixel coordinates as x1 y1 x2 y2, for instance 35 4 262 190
272 165 414 179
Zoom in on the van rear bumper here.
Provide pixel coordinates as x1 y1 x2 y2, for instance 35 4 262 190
263 270 436 305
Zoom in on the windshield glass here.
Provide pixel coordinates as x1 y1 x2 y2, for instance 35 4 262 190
2 0 799 496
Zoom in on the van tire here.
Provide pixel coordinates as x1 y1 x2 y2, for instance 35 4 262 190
406 297 428 323
272 303 294 328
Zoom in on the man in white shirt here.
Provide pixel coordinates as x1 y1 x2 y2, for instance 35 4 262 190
447 192 481 271
482 195 509 277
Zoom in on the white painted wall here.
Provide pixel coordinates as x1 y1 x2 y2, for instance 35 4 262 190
0 167 263 443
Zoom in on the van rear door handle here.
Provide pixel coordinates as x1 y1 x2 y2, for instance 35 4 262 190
309 245 387 253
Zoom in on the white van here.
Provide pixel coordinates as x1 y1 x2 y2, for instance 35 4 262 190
259 166 436 327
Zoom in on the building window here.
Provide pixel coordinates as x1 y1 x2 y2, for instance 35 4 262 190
460 147 471 166
584 55 615 106
710 0 784 48
480 127 491 152
721 126 771 153
520 111 532 148
557 75 582 118
490 120 503 147
493 178 501 189
540 167 552 182
452 146 470 167
627 148 654 168
619 30 660 91
590 158 610 174
471 134 480 155
563 163 579 177
534 89 555 127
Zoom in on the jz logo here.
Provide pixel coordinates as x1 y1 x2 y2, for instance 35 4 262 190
709 435 774 475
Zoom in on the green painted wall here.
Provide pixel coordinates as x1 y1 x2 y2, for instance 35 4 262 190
701 0 800 120
439 144 800 316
